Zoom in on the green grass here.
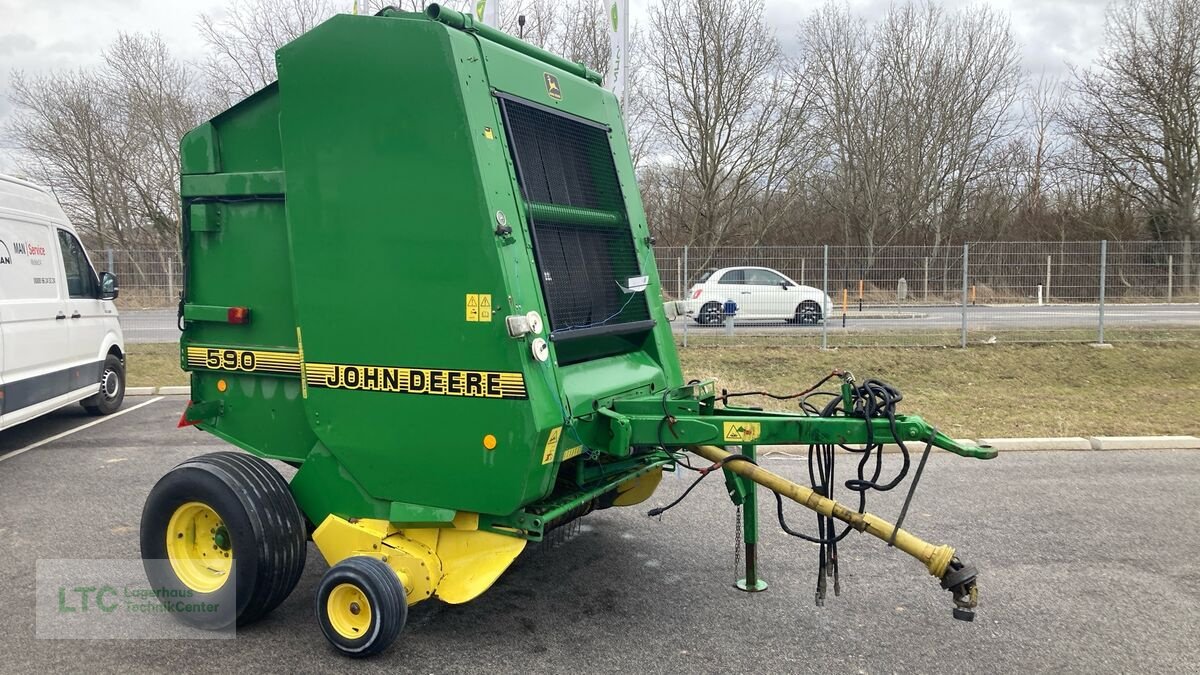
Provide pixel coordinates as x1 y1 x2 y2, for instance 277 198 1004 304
126 343 187 387
678 342 1200 438
127 342 1200 438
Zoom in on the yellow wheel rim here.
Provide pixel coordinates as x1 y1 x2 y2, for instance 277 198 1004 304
165 501 233 593
327 583 373 640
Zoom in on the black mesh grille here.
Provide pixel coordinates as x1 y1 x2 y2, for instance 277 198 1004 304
498 96 650 334
498 98 623 210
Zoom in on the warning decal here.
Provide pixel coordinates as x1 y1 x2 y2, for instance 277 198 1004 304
466 293 493 322
541 426 562 464
722 421 761 443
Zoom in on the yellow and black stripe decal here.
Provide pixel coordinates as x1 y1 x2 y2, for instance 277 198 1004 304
186 346 527 400
305 362 527 400
185 347 302 376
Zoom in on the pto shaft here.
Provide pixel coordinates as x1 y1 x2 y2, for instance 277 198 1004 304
691 445 978 615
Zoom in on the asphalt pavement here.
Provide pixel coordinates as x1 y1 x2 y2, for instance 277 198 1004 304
1 396 1197 673
119 304 1200 343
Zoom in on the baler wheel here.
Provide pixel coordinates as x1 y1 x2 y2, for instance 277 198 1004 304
316 556 407 658
140 452 308 628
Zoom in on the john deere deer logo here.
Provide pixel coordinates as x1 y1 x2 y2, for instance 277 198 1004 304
544 73 562 100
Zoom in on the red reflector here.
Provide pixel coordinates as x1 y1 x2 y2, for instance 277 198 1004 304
177 401 199 428
691 289 703 299
227 307 250 324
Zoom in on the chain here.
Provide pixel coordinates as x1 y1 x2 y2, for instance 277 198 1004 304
732 503 742 580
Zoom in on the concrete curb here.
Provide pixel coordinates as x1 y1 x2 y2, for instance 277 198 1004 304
125 386 156 396
1089 436 1200 451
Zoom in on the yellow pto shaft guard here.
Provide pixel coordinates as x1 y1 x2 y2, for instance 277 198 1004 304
691 445 980 618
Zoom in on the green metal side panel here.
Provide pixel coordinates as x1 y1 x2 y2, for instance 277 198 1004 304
275 14 562 516
178 11 687 524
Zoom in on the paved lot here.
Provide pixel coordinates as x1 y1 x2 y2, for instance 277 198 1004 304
119 304 1200 342
1 396 1198 673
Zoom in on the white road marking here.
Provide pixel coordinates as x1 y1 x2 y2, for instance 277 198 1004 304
0 396 166 465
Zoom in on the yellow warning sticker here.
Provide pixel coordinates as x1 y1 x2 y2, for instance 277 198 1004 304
542 427 562 464
466 293 492 322
561 445 583 461
483 127 494 139
723 421 761 443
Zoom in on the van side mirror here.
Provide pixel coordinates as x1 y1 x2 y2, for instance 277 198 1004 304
100 272 119 300
780 281 792 289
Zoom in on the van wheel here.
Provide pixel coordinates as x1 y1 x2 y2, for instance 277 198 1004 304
83 353 125 415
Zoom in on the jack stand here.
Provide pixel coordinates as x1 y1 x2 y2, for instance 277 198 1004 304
734 444 768 592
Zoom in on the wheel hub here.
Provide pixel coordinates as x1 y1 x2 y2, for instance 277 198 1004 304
165 501 233 593
327 583 372 639
102 368 119 398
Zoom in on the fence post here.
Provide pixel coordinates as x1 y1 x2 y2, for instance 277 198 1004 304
800 257 805 286
1167 254 1174 303
1097 240 1107 344
682 245 689 349
821 245 829 350
960 244 969 348
922 257 929 301
106 248 113 274
1045 255 1052 303
167 255 176 303
682 245 688 296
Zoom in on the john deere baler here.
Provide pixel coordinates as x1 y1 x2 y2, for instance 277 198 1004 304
141 5 995 657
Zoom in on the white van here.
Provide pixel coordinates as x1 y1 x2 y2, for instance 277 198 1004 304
0 174 125 429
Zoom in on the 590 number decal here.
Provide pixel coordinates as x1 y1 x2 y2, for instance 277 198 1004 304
185 347 301 376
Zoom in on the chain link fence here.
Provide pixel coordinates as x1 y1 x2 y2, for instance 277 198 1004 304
656 240 1199 347
106 241 1200 346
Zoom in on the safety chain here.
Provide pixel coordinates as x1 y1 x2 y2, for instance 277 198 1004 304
732 503 743 581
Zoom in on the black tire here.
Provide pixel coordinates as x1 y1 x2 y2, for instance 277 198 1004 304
695 302 723 325
793 300 823 325
82 353 125 415
140 452 308 629
316 556 407 658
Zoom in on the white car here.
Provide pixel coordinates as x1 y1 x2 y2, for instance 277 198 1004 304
687 266 832 325
0 174 125 430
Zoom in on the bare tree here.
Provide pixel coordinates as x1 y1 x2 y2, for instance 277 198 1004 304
798 1 1022 265
198 0 341 104
1063 0 1200 287
641 0 814 264
5 34 206 250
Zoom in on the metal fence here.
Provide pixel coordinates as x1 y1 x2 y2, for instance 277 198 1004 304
657 240 1199 347
105 241 1200 346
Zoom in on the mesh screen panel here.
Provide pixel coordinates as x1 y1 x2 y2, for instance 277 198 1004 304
499 98 623 210
499 96 650 333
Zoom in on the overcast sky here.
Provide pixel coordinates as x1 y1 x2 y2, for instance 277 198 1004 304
0 0 1111 172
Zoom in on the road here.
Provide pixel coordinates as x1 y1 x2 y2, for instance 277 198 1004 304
1 396 1197 672
119 304 1200 343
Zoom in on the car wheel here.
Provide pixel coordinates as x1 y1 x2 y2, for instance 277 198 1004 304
82 353 125 415
696 302 723 326
794 301 822 325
